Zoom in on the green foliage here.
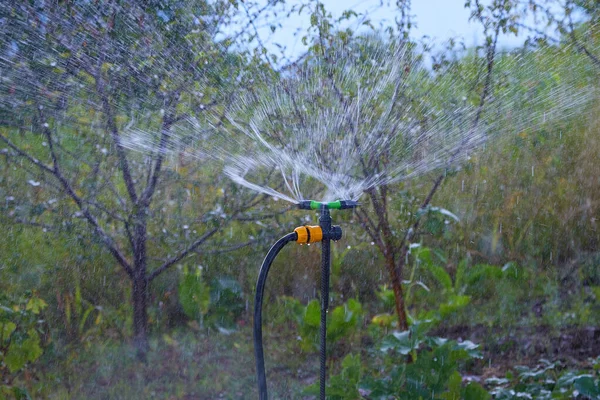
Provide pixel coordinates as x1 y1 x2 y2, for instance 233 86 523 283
489 358 600 399
404 246 472 324
0 293 48 398
208 277 245 329
297 298 363 353
304 354 363 399
177 269 244 330
370 286 399 329
0 0 597 397
365 332 487 399
178 266 210 324
58 282 112 344
314 322 488 400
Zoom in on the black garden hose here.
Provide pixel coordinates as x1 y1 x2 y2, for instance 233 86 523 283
254 232 298 400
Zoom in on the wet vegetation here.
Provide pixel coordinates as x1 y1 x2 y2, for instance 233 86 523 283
0 0 599 399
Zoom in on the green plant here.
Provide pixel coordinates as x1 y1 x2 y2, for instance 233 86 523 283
489 358 600 400
297 298 363 354
363 324 488 400
58 283 108 344
304 353 363 399
370 285 399 329
178 266 210 326
411 248 472 323
310 322 489 399
370 247 472 329
0 293 48 399
177 270 244 330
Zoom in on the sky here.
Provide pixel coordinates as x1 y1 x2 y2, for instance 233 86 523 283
245 0 529 63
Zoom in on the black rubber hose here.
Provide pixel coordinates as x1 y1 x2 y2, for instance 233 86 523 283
254 232 297 400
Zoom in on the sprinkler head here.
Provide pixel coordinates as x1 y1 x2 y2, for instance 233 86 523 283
297 200 359 210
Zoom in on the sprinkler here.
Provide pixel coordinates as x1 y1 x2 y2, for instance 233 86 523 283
254 199 359 400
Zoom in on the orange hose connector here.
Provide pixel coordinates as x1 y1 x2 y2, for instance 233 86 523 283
294 225 323 244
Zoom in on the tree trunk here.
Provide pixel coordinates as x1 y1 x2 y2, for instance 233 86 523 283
385 253 408 331
132 212 149 358
364 188 410 331
132 271 149 357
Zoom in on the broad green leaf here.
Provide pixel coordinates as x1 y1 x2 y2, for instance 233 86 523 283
5 344 27 373
23 334 43 363
439 295 471 318
178 269 210 320
428 264 453 290
304 300 320 327
1 321 16 343
380 330 421 354
453 340 483 359
371 313 395 327
556 372 592 387
25 297 47 314
574 376 600 398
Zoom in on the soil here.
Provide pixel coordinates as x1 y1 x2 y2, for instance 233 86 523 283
432 324 600 378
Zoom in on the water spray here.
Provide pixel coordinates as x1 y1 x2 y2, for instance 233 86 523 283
254 199 358 399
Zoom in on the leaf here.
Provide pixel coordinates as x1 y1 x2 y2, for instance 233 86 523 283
574 376 600 398
304 300 321 327
464 381 491 400
380 330 421 354
0 305 13 314
5 344 27 373
23 334 43 363
439 295 471 318
25 297 47 314
1 321 16 343
453 340 483 359
371 313 395 327
455 259 468 291
341 353 361 384
327 300 362 344
556 372 592 387
443 371 462 400
178 269 210 320
428 264 453 290
79 305 95 335
376 286 396 310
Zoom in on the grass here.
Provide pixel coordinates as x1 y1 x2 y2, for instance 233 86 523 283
23 326 318 400
9 294 600 399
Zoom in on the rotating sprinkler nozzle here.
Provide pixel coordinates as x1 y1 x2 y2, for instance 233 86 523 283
254 200 357 400
297 199 359 210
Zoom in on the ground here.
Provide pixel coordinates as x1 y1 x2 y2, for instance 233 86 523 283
14 323 599 399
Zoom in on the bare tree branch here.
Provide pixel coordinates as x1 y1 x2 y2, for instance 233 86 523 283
96 79 139 204
140 112 175 207
148 227 220 281
566 3 600 68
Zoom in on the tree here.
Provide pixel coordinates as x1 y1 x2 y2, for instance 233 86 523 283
217 0 508 330
314 2 504 330
474 0 600 69
0 0 274 354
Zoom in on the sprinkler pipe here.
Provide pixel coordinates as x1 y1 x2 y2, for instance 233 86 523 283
253 200 358 400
